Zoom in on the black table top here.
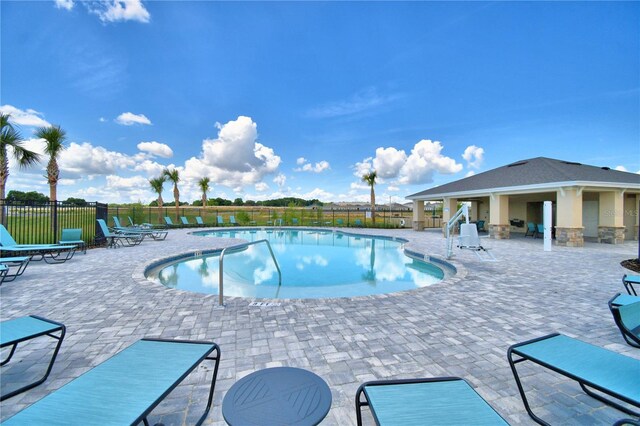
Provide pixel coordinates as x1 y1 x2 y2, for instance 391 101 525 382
222 367 332 426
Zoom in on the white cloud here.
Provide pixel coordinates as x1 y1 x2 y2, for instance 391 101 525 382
373 147 407 179
106 174 149 189
352 139 462 187
115 112 151 126
294 159 330 173
350 181 370 190
59 142 136 178
273 174 286 187
307 87 400 119
137 141 173 158
181 116 281 189
133 159 165 177
462 145 484 169
0 105 51 128
88 0 150 23
465 170 476 177
55 0 74 10
398 140 463 184
255 182 269 192
387 185 400 192
615 165 627 172
353 158 374 178
99 117 107 122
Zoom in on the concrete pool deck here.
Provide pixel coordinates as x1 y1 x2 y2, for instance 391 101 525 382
1 227 638 425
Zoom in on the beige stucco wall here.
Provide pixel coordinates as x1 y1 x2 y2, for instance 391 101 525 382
556 188 582 228
599 191 624 227
489 195 509 225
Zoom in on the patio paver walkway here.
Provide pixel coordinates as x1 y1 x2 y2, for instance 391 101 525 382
1 227 638 425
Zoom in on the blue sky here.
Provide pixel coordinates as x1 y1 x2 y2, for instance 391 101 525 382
2 1 638 204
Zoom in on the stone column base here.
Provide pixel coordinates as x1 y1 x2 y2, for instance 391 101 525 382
556 227 584 247
412 220 424 231
489 224 510 239
598 226 625 244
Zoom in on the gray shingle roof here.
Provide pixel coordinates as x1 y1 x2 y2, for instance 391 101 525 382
408 157 640 199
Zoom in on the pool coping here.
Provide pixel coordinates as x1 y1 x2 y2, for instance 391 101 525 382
132 227 467 304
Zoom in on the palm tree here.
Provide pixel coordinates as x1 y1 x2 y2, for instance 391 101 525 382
163 168 180 219
362 170 377 225
198 177 210 207
149 175 166 221
0 113 41 203
35 125 67 202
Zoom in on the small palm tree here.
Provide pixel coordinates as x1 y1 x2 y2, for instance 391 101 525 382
149 175 166 220
163 168 180 219
198 177 210 207
362 170 377 225
0 113 41 201
35 125 67 202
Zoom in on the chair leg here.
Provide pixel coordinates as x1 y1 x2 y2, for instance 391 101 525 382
507 350 551 426
0 326 65 401
195 344 221 426
0 344 17 366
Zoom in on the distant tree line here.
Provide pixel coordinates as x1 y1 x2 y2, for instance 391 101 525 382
6 190 87 206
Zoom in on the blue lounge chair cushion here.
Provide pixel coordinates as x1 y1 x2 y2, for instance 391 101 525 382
2 339 217 425
1 316 63 347
363 379 507 425
511 334 640 403
611 294 640 307
196 216 204 225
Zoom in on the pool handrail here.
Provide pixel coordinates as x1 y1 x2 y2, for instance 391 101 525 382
218 239 282 306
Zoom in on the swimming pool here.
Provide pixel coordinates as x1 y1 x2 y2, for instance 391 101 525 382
146 229 451 299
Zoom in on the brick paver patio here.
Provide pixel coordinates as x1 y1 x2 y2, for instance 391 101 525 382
1 227 638 425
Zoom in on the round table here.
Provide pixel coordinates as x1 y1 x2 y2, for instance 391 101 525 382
222 367 332 426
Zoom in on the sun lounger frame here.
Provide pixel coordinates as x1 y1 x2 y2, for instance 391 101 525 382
508 333 640 425
2 338 221 426
609 293 640 348
0 256 30 283
623 274 639 296
355 376 508 426
0 315 66 401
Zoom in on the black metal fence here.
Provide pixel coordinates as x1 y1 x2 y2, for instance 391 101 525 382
0 200 443 246
0 200 108 245
108 205 443 229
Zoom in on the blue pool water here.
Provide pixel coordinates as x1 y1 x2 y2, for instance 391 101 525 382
146 229 448 299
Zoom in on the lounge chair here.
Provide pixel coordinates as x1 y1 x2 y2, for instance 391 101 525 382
354 219 363 227
356 377 508 425
534 223 544 238
96 219 143 248
113 217 168 241
0 315 65 401
476 220 486 232
0 256 30 284
129 216 165 230
195 216 205 227
217 216 225 227
458 223 495 261
336 218 344 227
180 216 194 227
292 218 299 226
508 333 640 425
2 338 220 425
0 264 8 285
59 228 86 254
623 274 639 296
525 222 536 237
609 293 640 348
164 216 178 228
0 225 77 264
229 216 238 226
